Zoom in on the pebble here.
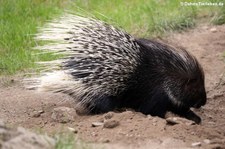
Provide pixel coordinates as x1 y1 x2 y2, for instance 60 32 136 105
191 142 201 147
67 127 78 133
210 28 217 33
103 112 114 120
91 122 104 127
103 119 119 128
31 110 44 118
203 139 211 144
51 107 76 123
166 117 179 125
147 115 153 120
166 117 195 125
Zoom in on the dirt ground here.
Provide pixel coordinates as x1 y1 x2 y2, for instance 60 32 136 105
0 24 225 149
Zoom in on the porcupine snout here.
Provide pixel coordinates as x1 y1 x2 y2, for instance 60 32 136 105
193 90 206 108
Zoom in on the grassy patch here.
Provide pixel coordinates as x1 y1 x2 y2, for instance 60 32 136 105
69 0 197 37
212 6 225 25
55 133 91 149
55 134 77 149
0 0 224 75
33 127 92 149
0 0 65 75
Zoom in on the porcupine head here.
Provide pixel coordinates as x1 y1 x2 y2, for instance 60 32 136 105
25 14 207 124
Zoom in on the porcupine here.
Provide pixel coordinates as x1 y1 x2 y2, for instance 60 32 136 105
27 14 206 124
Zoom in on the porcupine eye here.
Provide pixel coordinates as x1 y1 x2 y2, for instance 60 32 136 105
184 78 206 109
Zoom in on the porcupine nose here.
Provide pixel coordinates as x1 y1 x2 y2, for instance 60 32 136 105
194 91 207 108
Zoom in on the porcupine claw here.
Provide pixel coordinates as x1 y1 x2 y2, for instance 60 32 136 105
184 109 201 124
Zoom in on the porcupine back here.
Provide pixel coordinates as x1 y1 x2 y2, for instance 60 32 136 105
28 14 142 109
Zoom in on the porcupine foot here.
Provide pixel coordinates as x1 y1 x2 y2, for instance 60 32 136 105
137 90 201 124
180 109 201 124
170 106 201 124
138 91 169 118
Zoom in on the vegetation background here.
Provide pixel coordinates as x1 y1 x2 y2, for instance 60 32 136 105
0 0 224 75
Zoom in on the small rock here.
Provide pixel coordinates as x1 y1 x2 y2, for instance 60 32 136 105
92 122 104 127
165 111 176 118
123 110 133 114
103 112 114 120
191 142 201 147
203 139 211 144
67 127 78 134
166 117 179 125
103 119 119 128
147 115 153 120
166 117 195 125
31 110 44 118
152 122 157 126
210 27 217 33
51 107 76 123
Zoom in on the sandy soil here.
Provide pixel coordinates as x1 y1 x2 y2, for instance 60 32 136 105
0 24 225 149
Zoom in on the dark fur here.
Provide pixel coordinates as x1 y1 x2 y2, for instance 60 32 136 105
89 39 206 124
30 15 207 124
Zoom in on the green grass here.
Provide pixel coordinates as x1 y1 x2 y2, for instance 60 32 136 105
0 0 65 75
212 5 225 25
69 0 197 37
0 0 224 74
55 134 90 149
54 132 95 149
69 0 225 36
33 127 92 149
